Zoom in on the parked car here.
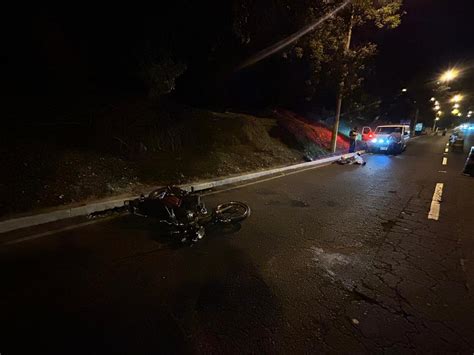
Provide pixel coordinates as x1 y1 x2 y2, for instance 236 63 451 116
365 124 411 154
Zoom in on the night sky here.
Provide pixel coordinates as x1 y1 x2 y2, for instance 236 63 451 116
2 1 474 123
373 0 474 96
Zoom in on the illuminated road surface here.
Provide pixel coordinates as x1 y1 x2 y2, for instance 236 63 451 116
1 133 473 353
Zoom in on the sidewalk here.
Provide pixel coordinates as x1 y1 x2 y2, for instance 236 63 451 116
0 150 363 236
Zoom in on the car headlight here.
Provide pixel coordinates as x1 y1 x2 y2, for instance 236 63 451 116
371 138 377 143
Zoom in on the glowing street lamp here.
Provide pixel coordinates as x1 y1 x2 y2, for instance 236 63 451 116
451 94 464 103
401 88 407 92
430 97 436 102
435 101 440 105
437 111 443 116
440 68 459 83
453 103 460 109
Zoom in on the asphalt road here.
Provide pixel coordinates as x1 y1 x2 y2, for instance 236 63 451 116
1 133 474 354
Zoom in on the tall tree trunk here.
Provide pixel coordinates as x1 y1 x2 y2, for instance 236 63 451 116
330 9 354 153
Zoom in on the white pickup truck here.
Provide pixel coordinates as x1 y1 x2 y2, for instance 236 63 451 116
365 124 411 154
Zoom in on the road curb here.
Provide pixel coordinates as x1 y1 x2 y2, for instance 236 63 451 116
0 151 363 234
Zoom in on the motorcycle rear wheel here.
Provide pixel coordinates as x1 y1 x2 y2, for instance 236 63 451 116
215 202 251 223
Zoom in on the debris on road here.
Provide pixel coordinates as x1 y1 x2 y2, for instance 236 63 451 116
335 153 366 166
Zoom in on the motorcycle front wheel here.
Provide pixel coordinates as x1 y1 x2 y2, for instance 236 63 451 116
214 202 251 224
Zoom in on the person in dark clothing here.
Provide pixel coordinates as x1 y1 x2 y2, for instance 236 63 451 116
349 127 358 153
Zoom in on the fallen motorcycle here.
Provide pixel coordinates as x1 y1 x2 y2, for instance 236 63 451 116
126 186 250 243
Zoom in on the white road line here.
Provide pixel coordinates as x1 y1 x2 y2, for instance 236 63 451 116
1 217 117 246
428 183 444 221
442 157 448 165
203 162 333 196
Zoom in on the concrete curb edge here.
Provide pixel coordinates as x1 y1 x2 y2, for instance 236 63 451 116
0 151 363 234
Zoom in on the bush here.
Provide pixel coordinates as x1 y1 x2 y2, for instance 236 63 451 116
139 49 187 100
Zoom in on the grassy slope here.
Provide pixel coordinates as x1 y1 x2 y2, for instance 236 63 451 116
1 104 355 217
275 109 350 157
136 111 302 181
1 110 307 217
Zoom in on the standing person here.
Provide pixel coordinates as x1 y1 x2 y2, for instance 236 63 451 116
349 126 358 153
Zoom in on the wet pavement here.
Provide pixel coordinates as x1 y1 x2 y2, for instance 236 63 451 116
1 133 474 354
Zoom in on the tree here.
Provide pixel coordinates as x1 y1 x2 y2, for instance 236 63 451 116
139 45 187 101
232 0 403 148
328 0 403 152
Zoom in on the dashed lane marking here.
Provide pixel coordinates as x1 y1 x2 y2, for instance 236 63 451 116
442 157 448 165
428 183 444 221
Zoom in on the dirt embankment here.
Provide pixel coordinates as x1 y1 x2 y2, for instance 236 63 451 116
1 104 348 218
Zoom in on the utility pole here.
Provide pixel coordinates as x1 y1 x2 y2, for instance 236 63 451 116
330 8 354 153
432 117 438 133
412 107 419 137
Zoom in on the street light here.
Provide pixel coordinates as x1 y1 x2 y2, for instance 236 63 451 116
452 108 460 115
430 97 436 102
401 88 408 92
453 103 460 108
435 101 440 105
451 94 464 103
440 68 459 83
